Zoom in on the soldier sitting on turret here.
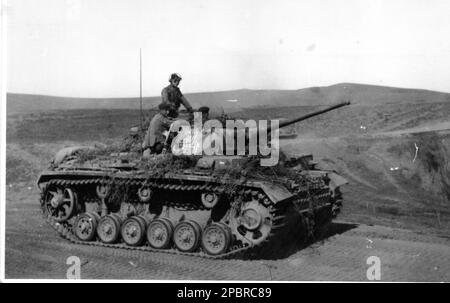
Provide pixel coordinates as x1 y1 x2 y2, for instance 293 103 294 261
197 106 209 122
142 103 175 156
162 73 194 118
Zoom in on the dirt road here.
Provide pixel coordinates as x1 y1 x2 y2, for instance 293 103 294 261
5 184 450 281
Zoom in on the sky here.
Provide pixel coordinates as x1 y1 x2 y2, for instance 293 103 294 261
5 0 450 97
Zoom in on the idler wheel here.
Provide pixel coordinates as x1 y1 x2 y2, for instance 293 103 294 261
74 212 100 241
138 186 152 202
96 184 111 199
44 187 77 222
173 220 202 252
121 216 147 246
201 192 219 209
201 223 232 255
146 218 174 249
97 214 122 244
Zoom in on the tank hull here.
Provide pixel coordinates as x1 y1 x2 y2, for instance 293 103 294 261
37 164 341 259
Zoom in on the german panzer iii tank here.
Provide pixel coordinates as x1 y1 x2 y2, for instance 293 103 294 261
37 101 350 259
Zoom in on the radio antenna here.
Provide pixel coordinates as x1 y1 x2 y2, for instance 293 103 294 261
139 48 143 130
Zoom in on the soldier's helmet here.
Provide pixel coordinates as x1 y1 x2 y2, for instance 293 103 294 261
198 106 210 114
169 73 182 82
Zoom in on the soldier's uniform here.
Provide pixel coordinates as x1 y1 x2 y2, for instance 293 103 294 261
161 73 193 117
143 108 174 154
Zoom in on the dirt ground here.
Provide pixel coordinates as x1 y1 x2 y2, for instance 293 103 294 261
4 103 450 281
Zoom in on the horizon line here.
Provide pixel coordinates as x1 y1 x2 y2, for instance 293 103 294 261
6 82 450 99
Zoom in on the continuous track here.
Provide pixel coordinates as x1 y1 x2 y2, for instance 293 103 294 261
39 176 333 260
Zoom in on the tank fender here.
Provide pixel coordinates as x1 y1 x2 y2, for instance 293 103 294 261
327 172 348 190
257 181 295 204
300 170 348 191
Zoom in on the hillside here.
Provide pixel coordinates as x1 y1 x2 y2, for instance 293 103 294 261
7 83 450 114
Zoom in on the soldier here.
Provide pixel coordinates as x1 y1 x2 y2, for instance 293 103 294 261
197 106 210 122
142 103 175 155
162 73 194 118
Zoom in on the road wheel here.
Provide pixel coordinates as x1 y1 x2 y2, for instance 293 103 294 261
73 212 100 241
97 214 122 244
173 221 202 252
201 223 231 255
121 216 147 246
147 218 174 249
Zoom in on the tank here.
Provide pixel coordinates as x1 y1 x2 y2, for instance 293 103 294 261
37 101 350 259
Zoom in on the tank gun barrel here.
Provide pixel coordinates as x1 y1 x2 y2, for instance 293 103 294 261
267 101 350 133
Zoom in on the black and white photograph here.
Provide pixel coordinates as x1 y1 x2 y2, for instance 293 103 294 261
1 0 450 283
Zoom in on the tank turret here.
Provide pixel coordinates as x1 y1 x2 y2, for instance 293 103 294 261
189 101 351 160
